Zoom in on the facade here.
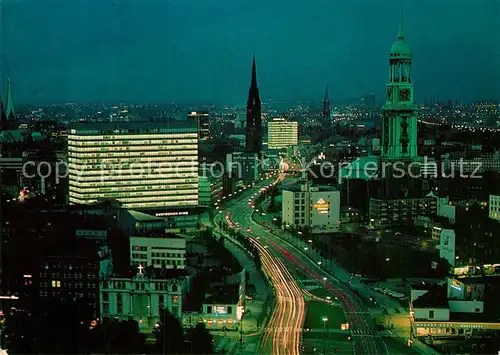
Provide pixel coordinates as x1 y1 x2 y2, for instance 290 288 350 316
282 183 340 233
438 228 456 267
130 235 187 270
489 194 500 221
188 111 212 141
381 15 418 160
369 196 437 227
100 268 187 330
37 240 100 319
445 152 500 174
267 118 299 150
67 121 199 210
245 56 262 154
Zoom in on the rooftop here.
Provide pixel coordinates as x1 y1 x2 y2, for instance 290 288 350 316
413 286 449 309
126 209 165 222
204 284 240 305
68 120 197 135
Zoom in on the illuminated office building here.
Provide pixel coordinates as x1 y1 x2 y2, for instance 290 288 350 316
267 118 298 150
187 111 212 141
68 121 198 210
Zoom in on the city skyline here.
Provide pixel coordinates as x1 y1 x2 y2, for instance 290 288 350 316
1 0 499 105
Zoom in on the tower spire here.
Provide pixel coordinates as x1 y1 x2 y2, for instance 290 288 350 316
251 55 258 89
5 77 16 120
246 55 262 154
397 2 405 39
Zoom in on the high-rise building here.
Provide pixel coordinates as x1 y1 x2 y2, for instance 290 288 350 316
68 121 199 210
187 111 212 141
267 118 299 150
381 11 418 160
245 56 262 154
322 86 331 119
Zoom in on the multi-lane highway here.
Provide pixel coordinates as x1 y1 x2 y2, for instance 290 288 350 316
216 169 389 354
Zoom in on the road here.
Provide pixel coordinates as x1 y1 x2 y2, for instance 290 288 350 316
216 171 389 354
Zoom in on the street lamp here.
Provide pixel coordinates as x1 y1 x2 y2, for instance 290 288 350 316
322 316 329 355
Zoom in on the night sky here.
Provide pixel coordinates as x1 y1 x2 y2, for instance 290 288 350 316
2 0 499 105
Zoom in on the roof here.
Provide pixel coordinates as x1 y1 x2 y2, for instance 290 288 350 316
68 120 197 134
126 209 164 222
390 39 411 57
390 12 411 57
204 284 240 305
413 287 449 309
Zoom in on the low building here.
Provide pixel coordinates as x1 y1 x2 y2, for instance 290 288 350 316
282 182 340 233
489 194 500 221
182 270 245 330
100 266 188 331
411 278 491 339
130 234 187 270
340 206 362 223
369 196 437 227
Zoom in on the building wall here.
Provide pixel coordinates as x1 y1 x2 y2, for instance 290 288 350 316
413 307 450 321
130 236 186 269
369 197 437 227
282 185 340 233
68 123 199 209
310 190 340 233
489 195 500 221
282 190 297 228
449 300 484 313
439 229 456 267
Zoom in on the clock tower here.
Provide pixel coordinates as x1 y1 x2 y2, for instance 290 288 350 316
381 11 418 161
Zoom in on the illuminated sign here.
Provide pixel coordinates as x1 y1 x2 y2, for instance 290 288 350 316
155 211 189 217
214 306 227 315
313 198 329 214
450 279 463 291
237 306 244 320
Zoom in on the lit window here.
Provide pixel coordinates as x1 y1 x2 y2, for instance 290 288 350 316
52 280 61 288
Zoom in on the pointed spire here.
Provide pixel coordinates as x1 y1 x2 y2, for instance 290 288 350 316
324 85 329 102
5 77 16 120
251 55 258 89
397 3 405 39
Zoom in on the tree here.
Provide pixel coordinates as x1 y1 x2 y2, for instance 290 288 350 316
153 308 185 354
187 323 214 354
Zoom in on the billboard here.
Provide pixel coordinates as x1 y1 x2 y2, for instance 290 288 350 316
313 198 329 214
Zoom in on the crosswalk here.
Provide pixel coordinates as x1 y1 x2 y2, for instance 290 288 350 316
351 329 381 336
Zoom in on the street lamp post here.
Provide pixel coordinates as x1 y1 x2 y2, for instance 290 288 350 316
239 311 245 349
322 316 328 355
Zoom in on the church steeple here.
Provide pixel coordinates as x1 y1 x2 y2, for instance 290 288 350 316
246 55 262 154
251 55 258 90
5 78 16 120
381 8 417 161
322 86 331 118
